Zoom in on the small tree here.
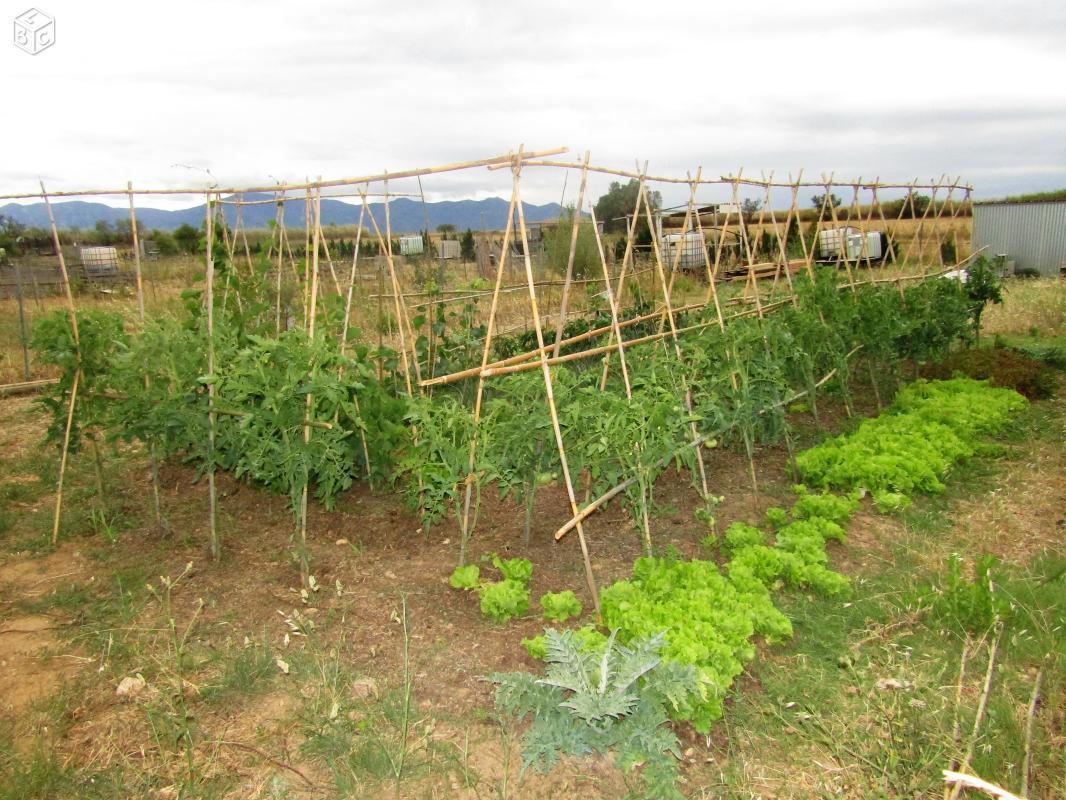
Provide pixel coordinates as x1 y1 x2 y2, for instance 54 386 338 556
594 179 661 236
172 223 201 254
460 228 476 261
810 193 842 220
436 223 456 235
741 198 762 221
965 255 1004 343
542 206 597 279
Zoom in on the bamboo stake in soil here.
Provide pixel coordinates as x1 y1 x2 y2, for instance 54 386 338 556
204 193 220 561
1019 667 1044 799
513 159 600 612
128 183 165 532
456 175 521 565
41 182 82 546
947 628 1003 800
338 196 373 481
297 183 323 587
12 261 31 381
552 151 591 356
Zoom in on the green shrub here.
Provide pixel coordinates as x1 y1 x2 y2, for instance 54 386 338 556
923 347 1057 399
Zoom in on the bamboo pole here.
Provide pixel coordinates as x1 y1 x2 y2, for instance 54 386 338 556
216 191 417 206
338 196 373 481
947 629 1002 800
734 173 799 484
127 183 165 531
762 171 798 304
204 192 220 560
235 196 255 276
12 261 31 381
302 187 312 323
455 174 521 565
41 182 81 546
297 183 323 587
513 159 600 612
359 188 420 393
274 194 285 333
489 159 970 192
0 378 57 397
0 147 570 200
589 205 632 398
552 151 591 356
597 165 648 390
641 181 710 501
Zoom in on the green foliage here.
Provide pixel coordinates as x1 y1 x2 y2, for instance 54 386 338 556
522 625 606 660
872 490 911 514
797 378 1027 501
539 590 582 622
478 579 530 623
790 486 858 524
490 555 533 584
930 554 1013 633
541 205 598 280
593 179 661 236
924 346 1057 399
172 222 201 253
965 256 1005 341
491 630 699 799
600 555 792 731
448 564 479 590
398 395 477 530
459 228 475 261
211 328 383 512
31 310 127 451
723 522 765 552
810 192 842 219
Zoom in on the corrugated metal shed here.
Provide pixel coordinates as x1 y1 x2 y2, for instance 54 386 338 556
973 200 1066 276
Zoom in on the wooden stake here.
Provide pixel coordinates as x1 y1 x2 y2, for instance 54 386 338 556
297 183 323 587
128 183 165 531
41 182 81 546
456 171 522 565
204 192 220 561
338 196 373 481
641 181 710 502
552 151 591 356
513 157 600 611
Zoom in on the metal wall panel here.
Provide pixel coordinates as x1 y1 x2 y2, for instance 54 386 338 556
973 201 1066 276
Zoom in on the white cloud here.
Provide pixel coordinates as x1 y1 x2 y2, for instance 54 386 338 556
1 0 1063 208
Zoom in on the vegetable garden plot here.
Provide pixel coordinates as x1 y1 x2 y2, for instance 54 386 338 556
12 148 980 607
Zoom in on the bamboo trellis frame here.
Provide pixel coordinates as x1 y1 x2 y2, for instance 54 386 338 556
24 149 973 607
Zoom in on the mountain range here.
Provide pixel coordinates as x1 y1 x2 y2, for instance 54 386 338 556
0 194 565 234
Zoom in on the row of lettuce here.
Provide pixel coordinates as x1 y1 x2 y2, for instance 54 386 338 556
474 377 1028 797
31 258 991 565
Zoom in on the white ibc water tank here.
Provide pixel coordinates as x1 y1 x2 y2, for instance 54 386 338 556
661 232 705 270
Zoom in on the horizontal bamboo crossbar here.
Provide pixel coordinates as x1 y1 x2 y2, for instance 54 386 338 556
0 378 58 397
493 160 972 191
0 147 569 201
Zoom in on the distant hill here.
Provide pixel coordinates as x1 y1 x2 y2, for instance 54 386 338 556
0 194 565 234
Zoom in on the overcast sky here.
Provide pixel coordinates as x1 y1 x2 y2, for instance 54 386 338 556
2 0 1064 210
